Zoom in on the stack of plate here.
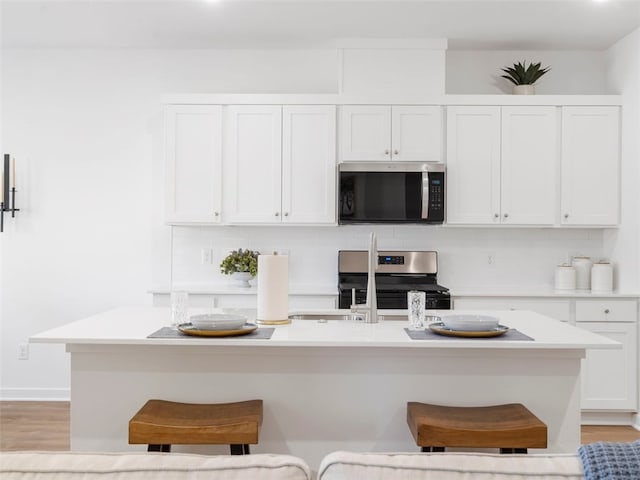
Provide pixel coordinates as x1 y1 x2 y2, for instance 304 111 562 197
189 314 247 331
439 314 500 332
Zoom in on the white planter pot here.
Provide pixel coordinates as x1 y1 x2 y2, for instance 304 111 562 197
513 85 536 95
230 272 253 288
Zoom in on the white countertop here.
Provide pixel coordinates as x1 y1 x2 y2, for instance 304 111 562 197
30 306 618 350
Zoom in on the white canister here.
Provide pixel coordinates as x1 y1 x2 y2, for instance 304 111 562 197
591 261 613 293
554 264 576 291
571 256 593 291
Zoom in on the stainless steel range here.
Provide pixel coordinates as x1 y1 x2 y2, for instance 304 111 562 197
338 250 451 310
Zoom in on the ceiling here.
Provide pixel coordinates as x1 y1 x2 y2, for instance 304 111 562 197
2 0 640 51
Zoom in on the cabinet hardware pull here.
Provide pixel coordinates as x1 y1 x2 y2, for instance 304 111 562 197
494 213 499 218
384 150 390 155
284 212 289 217
564 213 569 219
504 213 509 218
214 212 219 217
604 309 610 314
394 150 399 155
275 212 279 217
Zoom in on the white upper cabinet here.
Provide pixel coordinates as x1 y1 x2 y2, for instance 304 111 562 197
282 105 337 224
225 105 337 225
446 106 557 225
446 106 501 224
501 107 557 225
164 105 223 225
561 107 620 226
225 105 283 223
339 105 442 162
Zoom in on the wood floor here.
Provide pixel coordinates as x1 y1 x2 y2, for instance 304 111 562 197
1 401 639 452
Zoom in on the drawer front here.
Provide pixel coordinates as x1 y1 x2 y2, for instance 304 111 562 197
575 300 637 323
453 298 571 322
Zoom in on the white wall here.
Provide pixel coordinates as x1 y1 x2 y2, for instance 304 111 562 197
604 28 640 292
0 48 337 399
446 50 609 94
0 44 628 400
169 226 605 293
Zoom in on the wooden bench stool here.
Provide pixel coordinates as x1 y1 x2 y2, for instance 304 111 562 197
407 402 547 454
129 399 263 455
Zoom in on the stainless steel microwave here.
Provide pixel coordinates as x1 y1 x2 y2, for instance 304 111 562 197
338 162 445 224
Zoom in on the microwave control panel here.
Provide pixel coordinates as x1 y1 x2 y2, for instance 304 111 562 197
426 172 445 223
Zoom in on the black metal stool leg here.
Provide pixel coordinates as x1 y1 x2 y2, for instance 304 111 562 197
243 444 250 454
230 444 244 455
421 446 446 452
148 444 171 452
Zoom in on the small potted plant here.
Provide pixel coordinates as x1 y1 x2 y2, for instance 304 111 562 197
501 61 550 95
220 248 259 288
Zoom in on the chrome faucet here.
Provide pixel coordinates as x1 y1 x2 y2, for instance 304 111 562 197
350 232 378 323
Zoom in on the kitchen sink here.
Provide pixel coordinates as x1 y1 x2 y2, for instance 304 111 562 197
287 313 407 322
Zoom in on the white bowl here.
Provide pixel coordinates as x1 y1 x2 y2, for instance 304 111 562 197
189 314 247 331
440 314 500 332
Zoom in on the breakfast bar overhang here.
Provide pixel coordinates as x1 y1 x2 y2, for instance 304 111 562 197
30 306 618 470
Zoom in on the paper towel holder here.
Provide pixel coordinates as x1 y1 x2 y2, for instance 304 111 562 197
255 252 291 326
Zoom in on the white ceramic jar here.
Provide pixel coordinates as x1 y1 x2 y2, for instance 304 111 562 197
554 264 576 291
591 261 613 293
571 256 593 291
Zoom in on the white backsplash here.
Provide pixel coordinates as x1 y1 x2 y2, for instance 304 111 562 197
168 225 606 291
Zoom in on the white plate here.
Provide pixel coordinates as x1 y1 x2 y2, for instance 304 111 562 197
439 314 500 332
189 313 247 331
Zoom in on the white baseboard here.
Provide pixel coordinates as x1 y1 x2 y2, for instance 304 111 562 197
581 411 637 426
0 388 70 401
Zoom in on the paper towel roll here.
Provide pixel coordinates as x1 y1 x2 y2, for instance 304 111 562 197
257 254 289 323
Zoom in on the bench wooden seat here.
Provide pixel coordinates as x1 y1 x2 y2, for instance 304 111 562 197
407 402 547 454
129 399 263 455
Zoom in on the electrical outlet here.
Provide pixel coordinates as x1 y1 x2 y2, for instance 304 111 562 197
18 343 29 360
201 249 213 264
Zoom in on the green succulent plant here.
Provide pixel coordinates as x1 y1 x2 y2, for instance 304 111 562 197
501 61 550 86
220 248 259 276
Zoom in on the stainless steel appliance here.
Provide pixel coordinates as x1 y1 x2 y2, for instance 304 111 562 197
338 250 451 310
338 162 445 225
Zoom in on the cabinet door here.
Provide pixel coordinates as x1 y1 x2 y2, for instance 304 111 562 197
165 105 222 224
225 106 282 223
501 107 557 225
561 107 620 226
282 106 337 224
579 321 638 411
453 297 571 322
391 106 442 162
446 106 501 224
339 105 391 161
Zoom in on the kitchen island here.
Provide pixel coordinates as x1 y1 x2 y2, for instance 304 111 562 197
31 306 617 470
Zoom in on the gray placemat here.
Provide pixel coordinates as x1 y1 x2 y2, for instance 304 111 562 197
148 326 275 340
405 327 533 341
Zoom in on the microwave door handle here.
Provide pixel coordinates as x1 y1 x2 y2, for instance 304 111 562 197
421 172 430 220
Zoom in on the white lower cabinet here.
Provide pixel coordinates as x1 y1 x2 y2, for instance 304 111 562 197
452 297 570 322
575 299 638 411
453 296 639 413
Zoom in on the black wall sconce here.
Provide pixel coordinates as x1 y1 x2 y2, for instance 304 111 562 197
1 153 20 232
